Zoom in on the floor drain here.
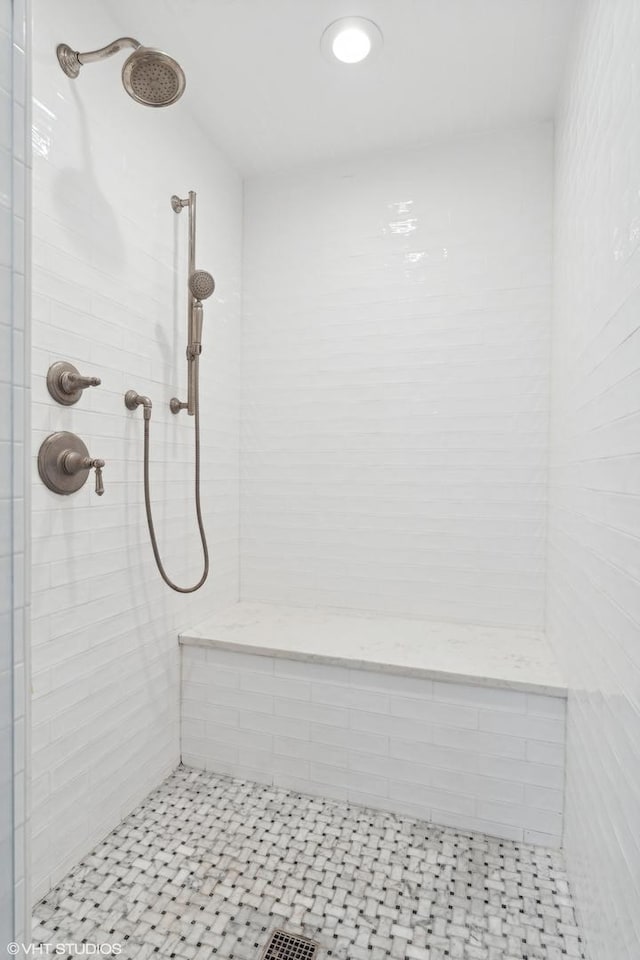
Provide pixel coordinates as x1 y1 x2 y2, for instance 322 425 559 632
260 928 320 960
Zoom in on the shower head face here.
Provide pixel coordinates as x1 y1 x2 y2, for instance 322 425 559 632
190 270 215 301
121 47 186 107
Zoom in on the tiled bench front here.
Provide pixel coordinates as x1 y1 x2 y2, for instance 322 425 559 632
179 603 567 847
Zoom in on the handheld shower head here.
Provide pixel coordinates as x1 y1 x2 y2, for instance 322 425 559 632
189 270 215 301
56 37 186 107
189 271 214 351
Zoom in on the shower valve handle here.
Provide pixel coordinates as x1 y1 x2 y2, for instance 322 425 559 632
62 371 101 392
47 361 102 406
94 462 105 497
61 451 106 496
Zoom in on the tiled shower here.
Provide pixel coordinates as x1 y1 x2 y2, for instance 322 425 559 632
2 1 640 959
241 124 551 624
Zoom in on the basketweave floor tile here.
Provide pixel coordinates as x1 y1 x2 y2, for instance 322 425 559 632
33 765 585 960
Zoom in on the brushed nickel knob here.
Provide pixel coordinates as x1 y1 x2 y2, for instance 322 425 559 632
38 432 106 496
47 361 101 405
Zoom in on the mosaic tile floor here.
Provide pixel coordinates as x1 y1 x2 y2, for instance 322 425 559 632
33 766 584 960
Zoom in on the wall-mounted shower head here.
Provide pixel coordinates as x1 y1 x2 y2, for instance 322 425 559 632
57 37 186 107
189 270 215 301
122 48 185 107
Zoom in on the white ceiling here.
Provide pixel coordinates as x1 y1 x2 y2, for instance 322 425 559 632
120 0 579 177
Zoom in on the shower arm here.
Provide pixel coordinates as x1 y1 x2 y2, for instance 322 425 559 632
57 37 141 78
77 37 141 64
170 190 198 416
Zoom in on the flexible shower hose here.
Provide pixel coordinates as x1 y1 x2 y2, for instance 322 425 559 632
142 363 209 593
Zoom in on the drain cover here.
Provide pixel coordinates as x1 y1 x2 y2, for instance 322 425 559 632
260 928 320 960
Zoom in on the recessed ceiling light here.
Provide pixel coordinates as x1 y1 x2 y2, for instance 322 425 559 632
321 17 383 65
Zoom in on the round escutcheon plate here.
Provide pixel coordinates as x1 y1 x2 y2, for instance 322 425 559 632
38 431 90 495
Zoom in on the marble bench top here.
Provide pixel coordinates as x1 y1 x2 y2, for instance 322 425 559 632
179 602 568 697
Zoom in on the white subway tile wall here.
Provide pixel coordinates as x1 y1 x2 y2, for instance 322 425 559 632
549 2 640 958
1 0 29 943
30 0 242 901
12 0 29 939
0 0 15 941
241 124 553 627
181 645 566 847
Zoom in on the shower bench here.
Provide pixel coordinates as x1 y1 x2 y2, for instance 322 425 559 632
179 603 567 847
